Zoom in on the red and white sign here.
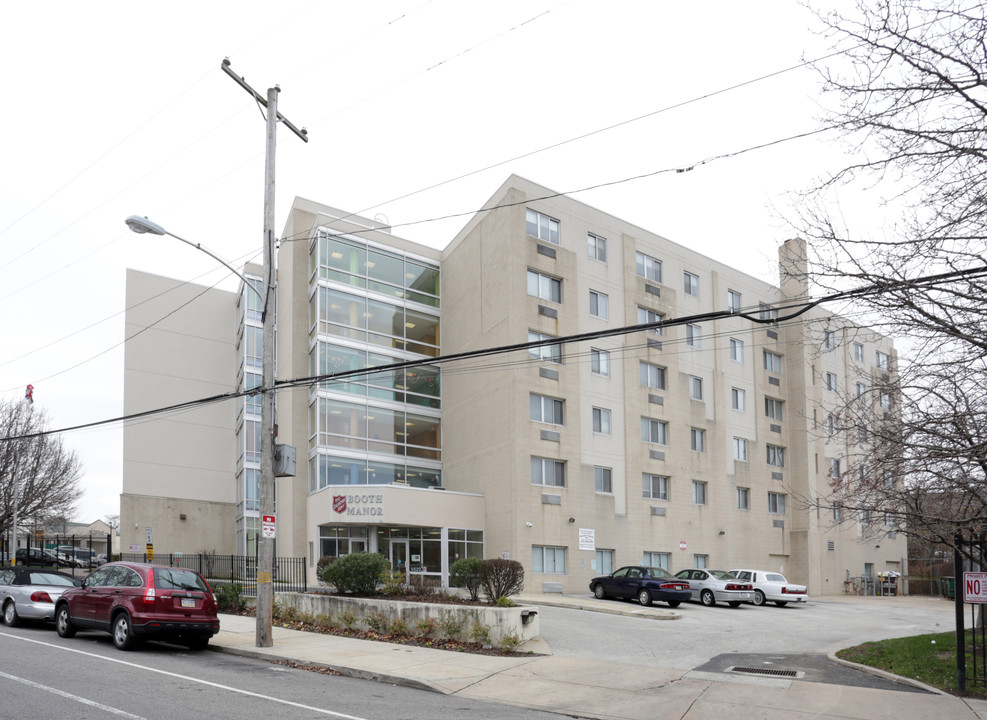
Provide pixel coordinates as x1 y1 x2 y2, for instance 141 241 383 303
262 514 276 539
679 540 687 551
332 495 347 514
963 572 987 603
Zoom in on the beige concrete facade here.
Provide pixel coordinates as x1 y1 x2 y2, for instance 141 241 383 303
121 177 905 594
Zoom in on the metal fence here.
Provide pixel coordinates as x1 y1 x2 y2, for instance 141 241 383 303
118 553 307 596
953 532 986 695
13 533 113 579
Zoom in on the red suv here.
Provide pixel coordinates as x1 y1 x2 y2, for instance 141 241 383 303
54 562 219 651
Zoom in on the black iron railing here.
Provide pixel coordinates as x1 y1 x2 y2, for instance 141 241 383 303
118 553 307 596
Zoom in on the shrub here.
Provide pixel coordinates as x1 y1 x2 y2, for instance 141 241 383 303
389 618 410 636
480 558 524 602
415 616 439 637
364 610 388 633
380 570 407 596
438 613 464 639
495 595 515 607
214 583 245 613
408 573 440 596
450 557 484 601
469 621 492 647
320 552 390 595
338 611 357 629
499 630 523 652
316 556 337 584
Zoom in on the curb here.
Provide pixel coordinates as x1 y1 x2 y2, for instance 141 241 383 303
826 650 948 695
518 596 680 620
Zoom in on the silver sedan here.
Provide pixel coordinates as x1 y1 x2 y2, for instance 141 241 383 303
0 567 80 626
674 568 754 607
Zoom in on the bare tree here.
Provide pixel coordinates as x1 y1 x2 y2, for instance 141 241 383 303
790 0 987 554
0 400 83 539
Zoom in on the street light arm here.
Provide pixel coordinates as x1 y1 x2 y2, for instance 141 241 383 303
124 215 264 303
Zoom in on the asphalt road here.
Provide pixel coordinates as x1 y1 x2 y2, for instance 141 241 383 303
536 595 955 672
0 624 561 720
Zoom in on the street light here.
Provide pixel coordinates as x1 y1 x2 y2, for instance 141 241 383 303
126 214 276 647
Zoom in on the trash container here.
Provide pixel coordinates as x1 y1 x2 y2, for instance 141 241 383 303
942 576 955 599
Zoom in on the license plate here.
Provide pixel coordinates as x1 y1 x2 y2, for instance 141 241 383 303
181 598 196 608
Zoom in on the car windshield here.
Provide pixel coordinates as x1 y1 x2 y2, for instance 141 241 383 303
25 572 75 586
766 573 786 582
709 570 737 580
644 567 673 579
154 569 208 591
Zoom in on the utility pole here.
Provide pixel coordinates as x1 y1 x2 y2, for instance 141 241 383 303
221 58 308 648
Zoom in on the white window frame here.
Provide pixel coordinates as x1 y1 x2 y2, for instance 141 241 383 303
587 232 607 262
686 324 701 348
643 473 669 500
591 348 610 377
594 466 613 494
825 372 837 391
636 252 662 282
823 331 835 350
527 270 561 302
595 549 613 574
529 330 562 364
737 487 750 510
684 271 699 298
768 492 787 515
730 338 744 363
689 375 704 401
592 407 612 435
638 306 664 335
530 393 564 425
640 361 666 390
765 397 784 421
766 444 785 468
694 554 709 569
531 457 566 487
526 208 560 244
731 387 746 412
690 428 706 452
692 481 707 505
853 342 864 362
728 289 742 312
763 350 782 374
759 302 779 321
643 552 670 570
532 545 566 573
876 351 890 370
855 382 866 399
589 290 609 319
642 417 668 445
733 437 748 462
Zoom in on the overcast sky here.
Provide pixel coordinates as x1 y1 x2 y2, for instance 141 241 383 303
1 1 869 522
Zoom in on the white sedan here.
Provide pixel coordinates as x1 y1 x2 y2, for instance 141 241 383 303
730 569 808 607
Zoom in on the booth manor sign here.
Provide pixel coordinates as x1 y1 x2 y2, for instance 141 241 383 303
333 493 385 517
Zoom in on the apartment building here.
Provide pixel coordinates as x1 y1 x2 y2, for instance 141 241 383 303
120 175 905 594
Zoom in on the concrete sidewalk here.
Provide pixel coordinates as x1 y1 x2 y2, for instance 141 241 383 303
209 596 987 720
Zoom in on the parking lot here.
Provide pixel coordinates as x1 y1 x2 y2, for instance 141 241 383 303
535 593 956 672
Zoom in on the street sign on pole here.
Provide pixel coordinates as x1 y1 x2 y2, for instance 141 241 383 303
963 572 987 603
262 515 276 539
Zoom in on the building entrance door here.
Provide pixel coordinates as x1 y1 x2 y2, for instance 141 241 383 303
390 539 409 576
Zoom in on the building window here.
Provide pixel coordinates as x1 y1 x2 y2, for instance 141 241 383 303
766 444 785 467
765 397 784 421
829 458 841 480
530 393 564 425
876 351 890 370
638 306 664 335
728 289 742 312
636 251 662 282
823 330 836 350
245 326 263 369
643 474 669 500
591 348 610 377
588 233 607 262
731 387 746 411
880 390 893 410
855 382 866 399
531 457 565 487
690 428 706 452
833 502 843 522
825 372 837 391
527 270 561 302
529 330 562 364
532 545 566 573
643 552 670 570
526 209 560 244
640 361 666 390
595 549 613 574
595 466 613 493
694 554 709 569
733 437 748 462
768 492 787 514
684 271 699 297
730 338 744 363
853 342 864 362
759 302 779 321
686 324 701 348
642 417 668 445
589 290 609 319
737 487 750 510
689 376 704 401
592 407 612 435
245 372 262 416
692 481 707 505
763 350 782 374
827 413 836 436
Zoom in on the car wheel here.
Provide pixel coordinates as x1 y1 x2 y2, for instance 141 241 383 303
55 605 76 638
753 590 766 606
775 601 788 607
700 589 716 607
185 636 209 651
728 601 742 608
666 600 681 608
593 584 606 600
112 613 137 651
637 589 652 606
3 601 19 627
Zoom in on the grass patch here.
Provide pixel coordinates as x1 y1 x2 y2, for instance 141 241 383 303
836 631 987 698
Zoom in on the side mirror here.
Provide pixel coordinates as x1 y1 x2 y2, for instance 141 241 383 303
74 579 83 587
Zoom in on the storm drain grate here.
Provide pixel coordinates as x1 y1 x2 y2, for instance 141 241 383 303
729 666 802 678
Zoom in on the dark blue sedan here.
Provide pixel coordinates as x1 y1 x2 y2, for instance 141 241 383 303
590 566 692 608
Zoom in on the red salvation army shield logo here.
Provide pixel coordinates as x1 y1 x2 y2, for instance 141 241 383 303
333 495 347 513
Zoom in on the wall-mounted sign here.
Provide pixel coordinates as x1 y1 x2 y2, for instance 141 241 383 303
679 540 687 551
262 515 276 539
578 528 595 551
332 493 384 516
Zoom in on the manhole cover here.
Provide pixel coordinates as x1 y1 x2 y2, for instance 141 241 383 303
729 666 803 678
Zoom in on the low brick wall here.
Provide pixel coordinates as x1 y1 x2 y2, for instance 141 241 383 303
274 592 539 647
